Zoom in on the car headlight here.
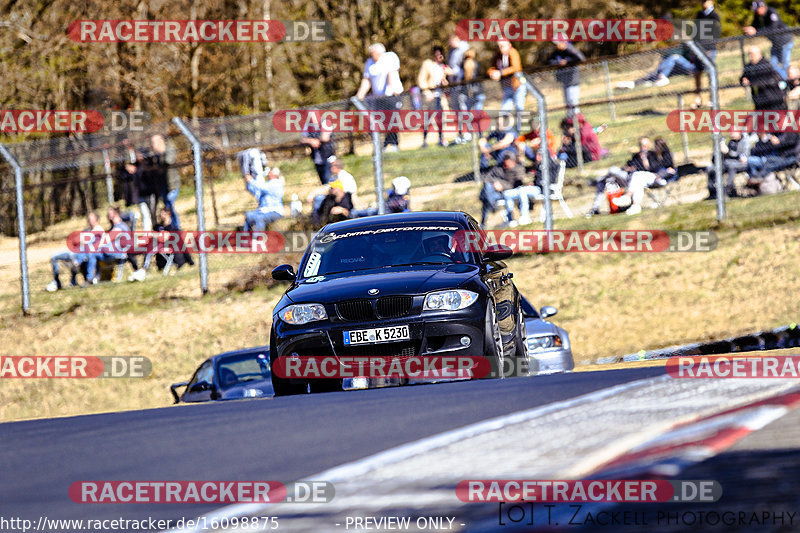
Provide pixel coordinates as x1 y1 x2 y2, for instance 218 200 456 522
423 290 478 311
527 335 563 351
280 303 328 325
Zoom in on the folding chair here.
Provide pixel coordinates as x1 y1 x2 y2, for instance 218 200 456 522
531 160 573 221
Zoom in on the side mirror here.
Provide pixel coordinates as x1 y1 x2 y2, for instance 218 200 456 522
272 264 297 282
483 243 513 262
170 381 189 404
540 306 558 319
189 381 212 393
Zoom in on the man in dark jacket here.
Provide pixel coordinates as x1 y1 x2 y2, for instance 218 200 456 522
744 1 793 79
741 45 787 111
548 40 585 117
480 152 524 228
747 131 799 180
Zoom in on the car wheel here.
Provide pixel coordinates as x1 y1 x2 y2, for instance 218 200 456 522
511 305 530 377
483 301 505 379
310 379 344 394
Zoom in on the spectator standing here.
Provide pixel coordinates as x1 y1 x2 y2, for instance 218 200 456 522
300 114 335 185
693 0 721 106
356 43 404 151
445 33 471 143
547 40 585 117
417 46 449 147
150 134 181 229
488 40 525 124
741 46 787 111
744 1 793 79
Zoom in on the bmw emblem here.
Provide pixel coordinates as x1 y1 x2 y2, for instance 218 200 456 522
368 288 380 295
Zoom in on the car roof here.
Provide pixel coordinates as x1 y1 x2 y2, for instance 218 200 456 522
320 211 470 232
209 346 270 363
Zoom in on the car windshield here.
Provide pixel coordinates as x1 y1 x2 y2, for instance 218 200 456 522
520 296 540 318
299 224 471 278
216 352 270 390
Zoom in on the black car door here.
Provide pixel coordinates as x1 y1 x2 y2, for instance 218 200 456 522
469 219 516 342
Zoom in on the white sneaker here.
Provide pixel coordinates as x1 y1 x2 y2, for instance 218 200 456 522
654 75 670 87
129 269 146 282
517 216 532 226
46 280 58 292
612 195 632 208
462 132 472 141
508 220 519 228
626 204 642 216
384 145 399 153
615 81 635 90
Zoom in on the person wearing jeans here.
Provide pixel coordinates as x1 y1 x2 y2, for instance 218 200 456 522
488 40 525 126
244 167 285 231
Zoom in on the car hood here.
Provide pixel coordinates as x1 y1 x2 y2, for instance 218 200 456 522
285 264 480 303
219 379 273 400
525 317 561 337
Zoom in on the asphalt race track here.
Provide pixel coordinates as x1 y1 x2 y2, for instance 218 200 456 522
0 367 666 528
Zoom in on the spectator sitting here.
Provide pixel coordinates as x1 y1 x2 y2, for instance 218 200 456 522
741 46 787 111
154 207 194 271
479 152 524 228
548 40 585 117
417 45 449 148
516 118 557 162
312 180 353 226
653 137 678 182
617 43 704 89
558 115 606 168
84 206 140 286
505 150 560 225
746 131 799 194
479 119 518 170
706 131 757 199
350 176 411 218
309 157 358 215
744 1 793 79
46 212 103 292
243 161 285 231
585 166 630 217
611 137 663 215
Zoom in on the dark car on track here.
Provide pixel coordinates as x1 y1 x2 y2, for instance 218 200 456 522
269 211 528 395
170 346 273 403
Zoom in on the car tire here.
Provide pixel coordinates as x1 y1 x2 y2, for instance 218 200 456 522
310 379 344 394
510 305 530 377
483 301 505 379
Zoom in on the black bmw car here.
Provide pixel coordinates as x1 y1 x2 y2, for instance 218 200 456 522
269 211 528 395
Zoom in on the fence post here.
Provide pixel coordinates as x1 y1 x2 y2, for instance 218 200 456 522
350 97 385 214
602 61 617 121
471 135 481 182
102 147 114 205
0 144 30 314
172 117 209 294
686 41 724 221
677 94 691 163
524 76 553 230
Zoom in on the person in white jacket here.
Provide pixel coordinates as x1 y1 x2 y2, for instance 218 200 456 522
356 43 404 151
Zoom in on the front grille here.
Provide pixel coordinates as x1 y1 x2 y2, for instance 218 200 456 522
376 296 413 318
336 300 374 321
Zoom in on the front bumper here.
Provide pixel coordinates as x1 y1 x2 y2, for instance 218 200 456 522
530 347 574 374
272 308 486 383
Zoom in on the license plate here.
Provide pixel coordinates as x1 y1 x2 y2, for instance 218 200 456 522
343 325 410 345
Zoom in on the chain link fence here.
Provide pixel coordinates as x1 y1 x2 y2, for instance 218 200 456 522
2 29 799 315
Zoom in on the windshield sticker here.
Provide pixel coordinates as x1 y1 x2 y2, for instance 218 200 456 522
305 275 325 283
318 225 460 244
304 252 321 277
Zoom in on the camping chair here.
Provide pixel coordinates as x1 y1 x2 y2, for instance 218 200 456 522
531 160 573 221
